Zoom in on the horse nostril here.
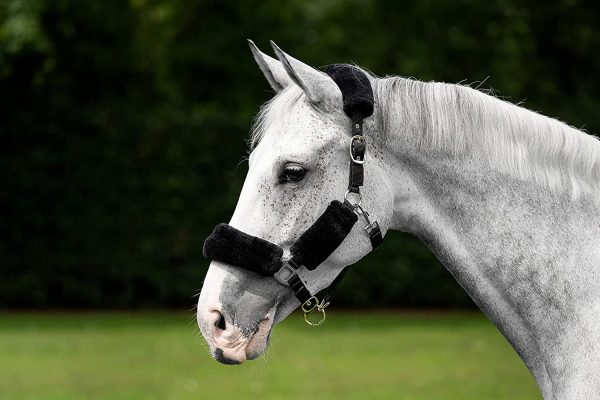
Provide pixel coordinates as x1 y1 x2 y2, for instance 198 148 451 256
214 312 226 330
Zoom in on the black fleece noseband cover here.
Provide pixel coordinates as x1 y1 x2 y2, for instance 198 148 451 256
290 200 358 270
322 64 374 119
203 223 283 276
203 201 357 277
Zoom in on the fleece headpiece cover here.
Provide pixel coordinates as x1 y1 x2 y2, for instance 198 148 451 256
322 64 374 120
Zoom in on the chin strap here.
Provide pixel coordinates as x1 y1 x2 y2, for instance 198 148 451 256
203 64 384 326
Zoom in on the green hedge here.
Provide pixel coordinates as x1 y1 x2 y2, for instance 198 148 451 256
1 0 598 308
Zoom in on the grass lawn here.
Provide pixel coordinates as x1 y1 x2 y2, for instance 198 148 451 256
0 311 541 400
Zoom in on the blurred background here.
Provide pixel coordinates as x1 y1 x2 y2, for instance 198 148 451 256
1 0 598 399
2 0 600 309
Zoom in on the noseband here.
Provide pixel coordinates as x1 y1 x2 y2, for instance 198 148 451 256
203 65 384 326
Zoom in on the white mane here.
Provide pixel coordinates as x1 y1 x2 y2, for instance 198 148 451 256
375 76 600 198
251 73 600 198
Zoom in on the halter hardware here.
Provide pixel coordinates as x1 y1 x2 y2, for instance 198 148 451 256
349 135 367 164
203 64 384 326
273 260 299 285
302 296 329 326
352 204 384 250
344 190 362 206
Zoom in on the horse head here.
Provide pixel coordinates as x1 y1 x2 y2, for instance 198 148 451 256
196 41 394 364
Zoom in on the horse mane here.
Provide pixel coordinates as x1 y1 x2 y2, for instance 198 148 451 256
374 77 600 197
374 76 600 198
251 71 600 199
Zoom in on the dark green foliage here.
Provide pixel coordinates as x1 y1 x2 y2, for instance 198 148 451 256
1 0 598 308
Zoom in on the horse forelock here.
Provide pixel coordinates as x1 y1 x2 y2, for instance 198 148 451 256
250 85 305 151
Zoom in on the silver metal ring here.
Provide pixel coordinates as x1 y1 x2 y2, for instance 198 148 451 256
344 190 362 206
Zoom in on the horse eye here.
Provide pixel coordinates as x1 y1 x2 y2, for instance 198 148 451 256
281 164 306 183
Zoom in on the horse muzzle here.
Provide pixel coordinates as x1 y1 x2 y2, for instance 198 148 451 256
197 303 275 364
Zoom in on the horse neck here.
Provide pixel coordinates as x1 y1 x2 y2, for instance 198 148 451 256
376 78 600 398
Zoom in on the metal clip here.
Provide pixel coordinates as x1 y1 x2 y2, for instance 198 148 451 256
353 204 384 249
302 296 329 326
353 203 375 230
353 204 369 223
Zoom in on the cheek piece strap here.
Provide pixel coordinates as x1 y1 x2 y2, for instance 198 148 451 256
203 64 384 326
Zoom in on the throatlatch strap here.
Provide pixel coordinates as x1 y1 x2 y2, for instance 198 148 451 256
202 223 283 277
290 200 358 270
368 226 384 249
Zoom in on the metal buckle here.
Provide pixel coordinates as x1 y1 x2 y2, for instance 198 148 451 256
273 261 298 286
302 296 329 326
364 220 379 235
349 135 366 164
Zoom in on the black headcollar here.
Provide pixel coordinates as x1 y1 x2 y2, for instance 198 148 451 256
203 64 382 326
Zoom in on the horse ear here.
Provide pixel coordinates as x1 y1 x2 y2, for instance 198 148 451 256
269 40 338 105
248 39 292 92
